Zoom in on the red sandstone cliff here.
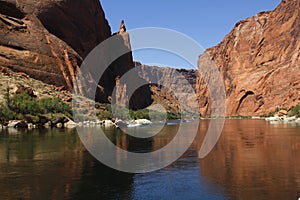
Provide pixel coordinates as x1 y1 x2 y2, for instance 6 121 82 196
196 0 300 116
0 0 151 108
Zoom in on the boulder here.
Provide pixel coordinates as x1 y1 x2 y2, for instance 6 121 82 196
27 123 34 129
104 120 115 127
15 85 36 97
115 119 127 128
134 119 152 125
265 117 280 121
56 123 63 128
276 110 288 117
44 121 51 128
283 116 297 122
7 120 28 128
64 120 77 129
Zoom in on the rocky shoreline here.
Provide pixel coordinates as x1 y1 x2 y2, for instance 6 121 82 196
1 62 299 132
1 115 299 133
265 116 300 123
0 118 156 132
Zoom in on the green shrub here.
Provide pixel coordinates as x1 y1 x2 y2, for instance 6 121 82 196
260 112 275 118
0 103 16 122
38 98 71 115
23 114 39 123
230 115 252 119
130 109 150 120
97 110 113 120
148 110 167 121
113 105 131 120
260 107 295 118
288 104 300 117
9 93 39 114
167 112 181 120
96 104 181 121
8 93 71 116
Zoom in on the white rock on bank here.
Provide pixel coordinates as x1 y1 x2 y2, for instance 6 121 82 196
104 120 115 127
134 119 152 125
44 121 51 128
265 117 280 121
7 120 21 128
64 120 77 129
283 116 296 122
96 120 103 126
27 123 34 129
252 117 261 119
265 115 299 123
56 123 63 128
7 120 28 128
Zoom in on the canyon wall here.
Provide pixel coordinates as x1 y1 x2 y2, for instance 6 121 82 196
134 64 198 113
0 0 152 108
197 0 300 116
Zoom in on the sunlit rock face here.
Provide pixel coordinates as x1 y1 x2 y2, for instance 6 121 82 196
196 0 300 116
0 0 153 109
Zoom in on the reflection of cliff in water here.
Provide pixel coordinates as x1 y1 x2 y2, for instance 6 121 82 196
197 119 300 200
0 124 190 199
0 128 135 199
71 153 134 200
0 128 84 199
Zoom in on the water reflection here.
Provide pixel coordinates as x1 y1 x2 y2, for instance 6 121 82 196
0 120 299 200
198 119 300 200
0 128 134 200
77 122 196 173
0 128 84 199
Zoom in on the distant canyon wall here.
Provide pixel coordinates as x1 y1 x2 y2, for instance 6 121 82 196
136 64 198 113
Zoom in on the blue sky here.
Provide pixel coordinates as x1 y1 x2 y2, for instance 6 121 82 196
101 1 281 69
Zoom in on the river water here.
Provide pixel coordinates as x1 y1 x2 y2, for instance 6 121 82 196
0 119 299 200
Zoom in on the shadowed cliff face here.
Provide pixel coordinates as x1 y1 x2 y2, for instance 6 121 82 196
0 0 81 88
0 0 110 91
197 0 300 116
37 0 111 58
0 0 151 109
